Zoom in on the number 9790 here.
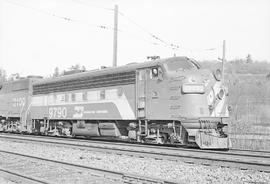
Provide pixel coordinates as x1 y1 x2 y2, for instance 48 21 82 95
48 107 67 118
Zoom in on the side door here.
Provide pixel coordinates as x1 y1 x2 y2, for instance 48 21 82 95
136 69 149 119
145 66 167 119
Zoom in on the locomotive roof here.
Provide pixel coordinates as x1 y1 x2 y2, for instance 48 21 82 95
33 56 193 86
1 77 43 86
0 77 42 92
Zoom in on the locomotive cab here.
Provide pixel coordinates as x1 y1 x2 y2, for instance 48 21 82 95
134 57 230 149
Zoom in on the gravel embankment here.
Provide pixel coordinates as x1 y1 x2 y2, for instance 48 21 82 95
0 177 17 184
0 139 269 184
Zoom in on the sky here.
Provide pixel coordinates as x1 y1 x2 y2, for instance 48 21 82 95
0 0 270 77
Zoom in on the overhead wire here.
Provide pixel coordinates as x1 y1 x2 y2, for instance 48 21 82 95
118 10 180 51
71 0 178 50
181 47 217 52
4 0 117 32
4 0 175 50
117 9 218 54
4 0 216 55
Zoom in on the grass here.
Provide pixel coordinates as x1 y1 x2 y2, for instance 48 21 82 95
200 60 270 150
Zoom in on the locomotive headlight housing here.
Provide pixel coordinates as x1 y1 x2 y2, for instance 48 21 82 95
213 69 222 81
217 88 225 100
182 83 205 94
207 89 215 104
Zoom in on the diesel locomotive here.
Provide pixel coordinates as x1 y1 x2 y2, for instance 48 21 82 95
0 57 230 149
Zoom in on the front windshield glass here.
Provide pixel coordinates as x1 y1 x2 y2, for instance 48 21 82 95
165 58 199 71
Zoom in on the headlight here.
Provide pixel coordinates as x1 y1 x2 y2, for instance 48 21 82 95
207 89 215 104
213 69 222 81
217 89 225 99
182 83 205 94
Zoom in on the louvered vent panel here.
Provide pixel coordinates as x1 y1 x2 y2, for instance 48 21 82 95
33 71 136 95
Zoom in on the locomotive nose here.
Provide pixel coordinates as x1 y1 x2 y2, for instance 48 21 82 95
176 72 208 117
176 70 230 149
177 69 228 118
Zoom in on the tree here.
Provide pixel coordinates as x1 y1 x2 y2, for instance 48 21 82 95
0 68 7 82
69 64 86 71
81 65 86 71
246 54 253 63
8 73 20 81
70 64 81 70
267 72 270 80
53 67 59 77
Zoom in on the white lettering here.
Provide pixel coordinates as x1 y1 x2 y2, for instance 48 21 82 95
48 107 67 118
73 106 84 118
13 97 26 107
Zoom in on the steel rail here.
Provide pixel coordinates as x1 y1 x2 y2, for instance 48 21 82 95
0 149 178 184
0 168 49 184
1 132 270 158
2 132 270 157
0 133 270 173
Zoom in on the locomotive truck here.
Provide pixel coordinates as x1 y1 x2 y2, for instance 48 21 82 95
0 57 230 149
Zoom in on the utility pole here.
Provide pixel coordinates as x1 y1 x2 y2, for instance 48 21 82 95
112 5 118 67
221 40 226 82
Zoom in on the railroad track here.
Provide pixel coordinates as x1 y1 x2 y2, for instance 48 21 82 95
0 133 270 173
0 168 47 184
0 149 176 184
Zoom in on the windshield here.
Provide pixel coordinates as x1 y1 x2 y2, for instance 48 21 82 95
165 57 200 71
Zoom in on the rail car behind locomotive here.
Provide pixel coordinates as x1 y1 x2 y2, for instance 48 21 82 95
0 57 230 149
0 77 41 132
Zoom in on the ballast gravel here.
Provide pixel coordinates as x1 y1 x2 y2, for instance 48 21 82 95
0 177 17 184
0 139 269 184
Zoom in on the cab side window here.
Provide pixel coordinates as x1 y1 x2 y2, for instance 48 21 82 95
150 67 163 80
151 68 159 78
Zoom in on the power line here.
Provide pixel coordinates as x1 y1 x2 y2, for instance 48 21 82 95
4 0 116 32
181 47 217 52
4 0 177 50
117 11 218 53
118 10 180 51
69 0 178 50
120 31 160 47
67 0 181 51
67 1 172 49
5 0 215 54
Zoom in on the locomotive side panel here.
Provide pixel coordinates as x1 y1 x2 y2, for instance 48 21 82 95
0 78 37 132
0 92 29 118
30 84 136 120
0 79 31 119
136 67 179 120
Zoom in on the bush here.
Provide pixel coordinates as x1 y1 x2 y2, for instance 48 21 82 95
267 73 270 80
